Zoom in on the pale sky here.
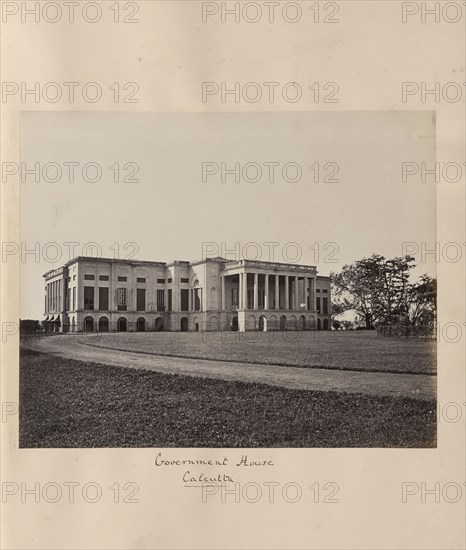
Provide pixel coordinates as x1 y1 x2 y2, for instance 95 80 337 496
20 111 436 318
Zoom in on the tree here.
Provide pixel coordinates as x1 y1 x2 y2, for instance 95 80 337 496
20 319 41 333
406 275 437 330
331 254 416 328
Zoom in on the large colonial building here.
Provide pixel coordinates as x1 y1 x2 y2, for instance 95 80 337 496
43 256 331 332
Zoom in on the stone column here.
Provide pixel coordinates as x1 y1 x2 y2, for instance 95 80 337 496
304 278 309 310
242 272 248 310
285 277 289 309
264 274 269 309
221 276 225 310
275 275 279 309
311 277 316 310
253 273 258 309
239 273 243 309
295 276 299 309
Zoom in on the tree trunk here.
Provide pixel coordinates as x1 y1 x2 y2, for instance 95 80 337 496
365 314 373 329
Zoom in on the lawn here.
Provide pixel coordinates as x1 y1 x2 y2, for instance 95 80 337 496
20 349 436 448
77 330 436 375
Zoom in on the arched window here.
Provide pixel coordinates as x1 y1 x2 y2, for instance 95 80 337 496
118 317 127 332
259 315 267 332
98 316 109 332
137 317 145 332
83 316 94 332
180 317 189 332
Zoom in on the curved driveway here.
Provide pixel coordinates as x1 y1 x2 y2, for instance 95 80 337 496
22 336 436 401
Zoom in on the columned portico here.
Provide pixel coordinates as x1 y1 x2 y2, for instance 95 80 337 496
215 259 326 332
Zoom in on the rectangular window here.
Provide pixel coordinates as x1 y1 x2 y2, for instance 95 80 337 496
316 297 321 314
258 289 265 309
316 289 321 293
232 288 239 307
180 289 189 311
157 278 165 284
66 288 70 310
84 286 94 310
323 297 329 314
84 274 95 280
167 289 172 311
247 289 253 309
194 289 201 311
157 289 165 311
99 275 109 281
118 276 127 282
137 277 146 283
137 288 146 311
117 288 127 311
180 277 189 283
323 289 328 293
99 287 109 310
167 278 172 284
72 287 76 310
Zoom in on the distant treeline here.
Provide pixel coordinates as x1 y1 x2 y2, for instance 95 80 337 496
20 319 42 333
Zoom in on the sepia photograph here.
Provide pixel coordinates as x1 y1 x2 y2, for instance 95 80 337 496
18 111 437 448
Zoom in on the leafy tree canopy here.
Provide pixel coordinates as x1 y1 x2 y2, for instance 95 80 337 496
331 254 436 329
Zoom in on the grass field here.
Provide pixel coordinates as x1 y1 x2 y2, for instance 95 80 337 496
20 348 436 448
76 330 436 375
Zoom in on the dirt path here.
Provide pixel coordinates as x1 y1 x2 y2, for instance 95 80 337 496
22 336 436 401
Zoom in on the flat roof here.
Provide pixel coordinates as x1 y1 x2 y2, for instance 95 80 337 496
43 256 327 278
66 256 167 267
43 256 167 278
222 259 317 271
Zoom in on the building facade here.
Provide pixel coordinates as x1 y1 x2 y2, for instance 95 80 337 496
43 256 331 333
